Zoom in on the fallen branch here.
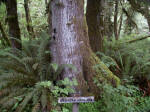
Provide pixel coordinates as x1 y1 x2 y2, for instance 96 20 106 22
126 35 150 43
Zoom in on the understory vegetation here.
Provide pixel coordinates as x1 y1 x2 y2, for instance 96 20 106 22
0 34 150 112
1 0 150 111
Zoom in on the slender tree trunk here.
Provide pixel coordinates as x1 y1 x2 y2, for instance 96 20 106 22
45 0 48 5
5 0 21 49
0 21 10 46
104 1 114 38
118 12 123 37
145 15 150 32
24 0 35 39
86 0 104 52
50 0 120 95
114 0 119 40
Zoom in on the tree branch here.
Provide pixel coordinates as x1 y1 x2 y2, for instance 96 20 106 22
126 35 150 43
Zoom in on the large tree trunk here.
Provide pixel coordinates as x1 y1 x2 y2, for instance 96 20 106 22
24 0 35 39
6 0 21 49
86 0 104 52
50 0 120 95
51 0 85 93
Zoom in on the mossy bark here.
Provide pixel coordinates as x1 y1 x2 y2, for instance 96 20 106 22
81 40 120 95
50 0 120 96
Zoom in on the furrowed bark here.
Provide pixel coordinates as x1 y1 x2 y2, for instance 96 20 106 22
51 0 85 93
50 0 120 95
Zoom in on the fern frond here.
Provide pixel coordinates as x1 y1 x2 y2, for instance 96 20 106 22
0 60 30 76
16 89 37 112
2 97 17 109
32 102 40 112
1 52 24 65
0 36 55 111
0 80 9 90
41 89 47 110
21 56 35 63
0 88 26 106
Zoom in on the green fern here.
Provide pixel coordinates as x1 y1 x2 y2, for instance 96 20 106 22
102 35 150 92
0 34 76 111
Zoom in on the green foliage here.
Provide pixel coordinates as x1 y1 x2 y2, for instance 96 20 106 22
0 3 8 48
93 78 150 112
92 36 150 112
101 36 150 80
17 0 48 38
0 3 6 22
62 102 100 112
0 34 77 111
61 79 150 112
136 96 150 112
99 84 137 112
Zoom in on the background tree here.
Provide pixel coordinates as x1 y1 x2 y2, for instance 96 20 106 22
128 0 150 31
86 0 105 52
24 0 35 39
5 0 21 49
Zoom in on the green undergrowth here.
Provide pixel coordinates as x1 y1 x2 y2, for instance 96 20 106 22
0 34 78 112
58 80 150 112
0 34 150 111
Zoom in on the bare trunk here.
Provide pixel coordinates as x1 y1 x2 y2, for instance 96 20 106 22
118 12 123 37
50 0 120 95
86 0 104 52
114 0 119 40
45 0 48 5
104 1 114 38
145 16 150 32
24 0 35 38
6 0 21 49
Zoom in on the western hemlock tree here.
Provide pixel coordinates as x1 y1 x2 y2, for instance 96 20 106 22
50 0 120 95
